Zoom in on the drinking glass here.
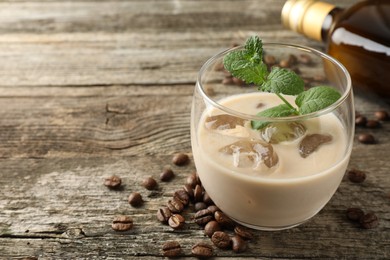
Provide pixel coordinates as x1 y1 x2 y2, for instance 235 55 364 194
191 42 354 230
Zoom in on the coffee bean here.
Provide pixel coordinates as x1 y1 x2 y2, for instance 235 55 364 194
160 168 175 182
288 54 298 65
204 220 221 238
207 205 220 214
128 192 143 207
167 197 184 213
222 76 234 85
195 202 208 211
215 211 235 229
183 184 194 200
298 53 312 64
162 241 181 257
355 115 367 127
358 133 376 144
234 225 254 240
232 77 245 86
191 242 213 258
111 215 133 231
346 208 364 221
194 184 204 202
203 192 213 205
213 62 225 71
359 212 379 229
104 175 122 189
194 209 213 226
142 176 158 190
264 55 276 66
157 207 172 223
172 153 190 166
186 174 198 188
279 58 291 68
365 119 380 128
174 189 190 206
375 110 389 121
231 235 247 253
168 214 185 230
347 169 366 183
211 231 231 249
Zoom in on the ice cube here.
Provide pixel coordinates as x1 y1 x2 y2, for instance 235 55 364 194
299 134 333 158
219 139 279 168
205 114 245 130
260 122 306 144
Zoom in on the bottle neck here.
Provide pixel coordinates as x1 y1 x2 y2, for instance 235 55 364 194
321 7 343 42
282 0 338 42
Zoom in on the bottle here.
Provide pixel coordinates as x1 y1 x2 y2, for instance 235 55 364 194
281 0 390 100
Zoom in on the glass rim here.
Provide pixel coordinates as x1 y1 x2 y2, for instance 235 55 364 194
196 42 352 122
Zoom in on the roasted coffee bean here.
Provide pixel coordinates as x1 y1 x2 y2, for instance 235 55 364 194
104 175 122 189
214 62 225 71
231 235 247 253
355 115 367 127
162 241 182 257
375 110 389 121
215 211 235 229
174 189 190 206
167 197 184 213
128 192 143 207
195 202 208 211
183 184 194 200
288 54 298 64
168 214 185 230
347 169 366 183
111 215 133 231
359 212 379 229
207 205 220 214
191 242 213 258
203 192 213 205
172 153 190 166
160 168 175 182
366 119 380 128
234 225 254 240
358 133 376 144
346 208 365 221
211 231 231 249
279 58 291 68
186 174 198 188
194 209 213 226
142 176 158 190
232 77 245 86
194 184 204 202
264 55 276 66
157 207 172 223
298 53 312 64
222 76 234 85
204 220 221 238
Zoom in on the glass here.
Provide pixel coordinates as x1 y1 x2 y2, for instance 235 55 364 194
191 43 354 231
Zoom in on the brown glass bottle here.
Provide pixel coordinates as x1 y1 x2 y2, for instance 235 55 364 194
282 0 390 99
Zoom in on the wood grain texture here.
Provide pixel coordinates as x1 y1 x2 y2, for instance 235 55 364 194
0 0 389 259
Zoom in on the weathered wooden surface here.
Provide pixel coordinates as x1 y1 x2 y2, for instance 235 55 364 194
0 0 389 259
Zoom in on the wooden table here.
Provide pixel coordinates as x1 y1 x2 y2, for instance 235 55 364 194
1 0 389 259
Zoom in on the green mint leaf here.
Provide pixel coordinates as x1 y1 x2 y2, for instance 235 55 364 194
260 67 305 95
296 86 341 115
251 104 296 130
223 36 268 85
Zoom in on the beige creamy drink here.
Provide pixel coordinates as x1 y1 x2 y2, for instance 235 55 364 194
191 92 350 229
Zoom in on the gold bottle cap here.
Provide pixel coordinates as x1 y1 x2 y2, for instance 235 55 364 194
281 0 335 41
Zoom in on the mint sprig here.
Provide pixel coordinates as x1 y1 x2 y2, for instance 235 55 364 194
223 36 341 130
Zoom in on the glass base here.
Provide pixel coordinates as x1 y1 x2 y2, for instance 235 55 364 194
229 216 311 231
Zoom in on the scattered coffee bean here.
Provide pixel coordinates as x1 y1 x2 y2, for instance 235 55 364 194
174 189 190 206
222 76 234 85
195 202 208 211
365 119 380 128
204 220 221 238
104 175 122 189
213 62 225 71
288 54 298 65
264 54 276 66
167 197 184 213
211 231 231 249
256 102 265 108
157 207 172 223
183 184 194 200
298 53 312 64
234 225 254 240
359 212 379 229
355 115 367 127
128 192 143 207
207 205 220 214
347 169 366 183
375 110 389 121
168 214 185 230
162 241 182 257
232 77 245 86
358 133 376 144
346 208 365 222
191 242 213 258
194 209 213 226
172 153 190 166
194 184 204 202
231 235 247 253
142 176 158 190
215 211 235 229
203 192 213 205
160 168 175 182
279 58 291 68
186 174 198 188
111 215 133 231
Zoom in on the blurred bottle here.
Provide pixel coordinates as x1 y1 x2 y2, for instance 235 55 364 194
281 0 390 99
